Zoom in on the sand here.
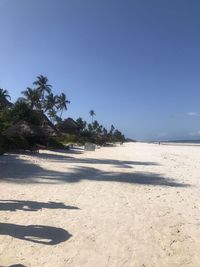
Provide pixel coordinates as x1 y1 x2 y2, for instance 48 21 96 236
0 142 200 267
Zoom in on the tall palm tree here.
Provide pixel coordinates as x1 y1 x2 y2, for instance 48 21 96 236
76 117 87 131
0 88 11 108
21 87 40 109
56 93 70 118
89 110 96 123
47 108 57 123
93 120 99 131
33 75 52 100
103 127 108 136
44 93 58 112
110 124 115 134
97 125 103 135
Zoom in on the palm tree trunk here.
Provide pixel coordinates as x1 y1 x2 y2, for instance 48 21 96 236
60 109 63 119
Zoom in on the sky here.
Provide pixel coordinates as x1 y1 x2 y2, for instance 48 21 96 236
0 0 200 140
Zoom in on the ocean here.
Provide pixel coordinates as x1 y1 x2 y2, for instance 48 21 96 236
160 140 200 146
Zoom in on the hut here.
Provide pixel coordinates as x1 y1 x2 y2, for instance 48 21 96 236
4 111 60 149
56 118 80 134
4 110 59 138
33 111 59 137
4 121 39 137
4 120 58 138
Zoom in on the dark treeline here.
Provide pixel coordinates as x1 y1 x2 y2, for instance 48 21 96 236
0 75 125 154
57 117 125 146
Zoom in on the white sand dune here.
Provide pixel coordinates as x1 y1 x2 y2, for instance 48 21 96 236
0 142 200 266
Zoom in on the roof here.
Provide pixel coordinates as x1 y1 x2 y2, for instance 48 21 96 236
34 110 59 136
4 121 40 136
56 118 80 133
4 111 59 137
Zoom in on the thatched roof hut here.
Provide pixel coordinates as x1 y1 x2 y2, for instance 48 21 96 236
4 112 59 138
56 118 80 134
4 121 39 136
34 111 59 137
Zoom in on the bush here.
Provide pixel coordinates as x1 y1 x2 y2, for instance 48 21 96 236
0 135 6 155
9 135 29 150
0 145 5 155
58 134 79 144
47 138 65 149
0 135 29 151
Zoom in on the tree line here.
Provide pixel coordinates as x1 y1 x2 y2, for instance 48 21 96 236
0 75 125 153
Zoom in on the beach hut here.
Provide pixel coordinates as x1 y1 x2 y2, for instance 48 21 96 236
56 117 80 134
4 121 40 137
4 116 59 138
33 111 59 137
4 118 59 151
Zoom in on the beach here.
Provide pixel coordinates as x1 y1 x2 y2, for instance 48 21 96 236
0 142 200 267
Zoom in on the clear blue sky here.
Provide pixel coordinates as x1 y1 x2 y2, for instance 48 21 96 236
0 0 200 140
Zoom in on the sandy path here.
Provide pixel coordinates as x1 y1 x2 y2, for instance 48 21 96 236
0 143 200 266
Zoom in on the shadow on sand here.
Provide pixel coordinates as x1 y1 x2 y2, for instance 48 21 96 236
0 200 79 212
0 223 71 245
2 265 27 267
0 154 190 187
35 151 159 168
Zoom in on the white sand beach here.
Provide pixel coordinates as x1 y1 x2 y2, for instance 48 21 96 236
0 142 200 267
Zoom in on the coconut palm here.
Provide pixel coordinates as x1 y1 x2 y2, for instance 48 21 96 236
102 127 108 136
47 108 57 123
44 93 58 112
97 124 103 135
56 93 70 118
89 110 96 123
76 117 87 131
0 88 11 108
110 124 115 134
21 87 41 109
0 88 10 100
33 75 52 100
88 123 93 133
93 120 99 131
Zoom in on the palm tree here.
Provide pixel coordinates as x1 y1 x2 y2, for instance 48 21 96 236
33 75 52 100
21 87 40 109
88 123 93 133
0 88 11 109
44 93 58 112
110 124 115 134
76 117 87 131
103 127 108 136
56 93 70 118
93 120 99 131
97 124 103 135
47 108 57 123
89 110 96 123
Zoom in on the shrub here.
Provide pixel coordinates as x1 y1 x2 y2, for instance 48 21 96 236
47 138 65 149
0 144 5 155
0 134 6 155
58 134 79 144
1 135 29 151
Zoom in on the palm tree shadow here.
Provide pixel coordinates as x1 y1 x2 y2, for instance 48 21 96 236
0 200 79 212
0 154 190 187
33 152 159 169
56 166 190 187
50 148 84 154
0 223 71 245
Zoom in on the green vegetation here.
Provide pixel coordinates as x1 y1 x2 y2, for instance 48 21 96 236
0 75 126 154
74 117 125 145
89 109 96 123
